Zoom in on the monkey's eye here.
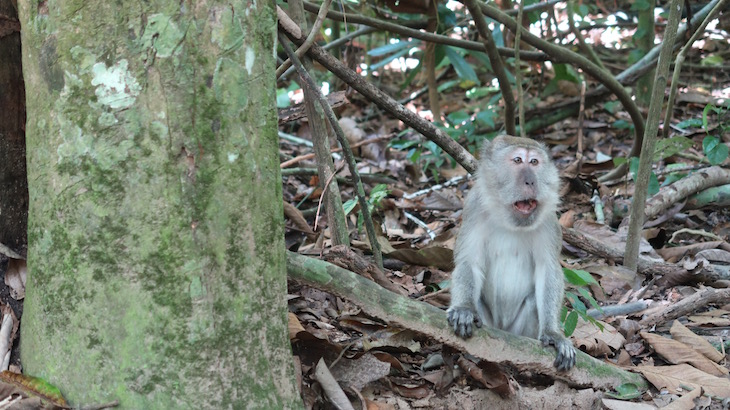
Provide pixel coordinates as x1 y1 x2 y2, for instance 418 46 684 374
530 158 539 165
513 157 522 164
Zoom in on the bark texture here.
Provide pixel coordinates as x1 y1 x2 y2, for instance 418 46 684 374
19 0 300 408
0 0 27 254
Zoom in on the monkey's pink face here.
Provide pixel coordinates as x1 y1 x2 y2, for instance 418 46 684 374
506 147 544 225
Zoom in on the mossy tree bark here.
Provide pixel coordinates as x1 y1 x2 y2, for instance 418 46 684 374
19 0 300 408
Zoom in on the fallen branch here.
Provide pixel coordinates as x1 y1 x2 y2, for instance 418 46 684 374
639 287 730 328
287 251 648 391
645 166 730 220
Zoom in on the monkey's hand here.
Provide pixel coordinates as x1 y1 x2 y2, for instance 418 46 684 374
446 306 482 338
540 332 576 371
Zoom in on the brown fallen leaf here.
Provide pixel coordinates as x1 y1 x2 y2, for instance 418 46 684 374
686 316 730 327
637 364 730 398
662 385 703 410
641 332 728 376
669 321 724 363
330 352 391 391
573 318 625 356
4 258 26 301
288 312 306 340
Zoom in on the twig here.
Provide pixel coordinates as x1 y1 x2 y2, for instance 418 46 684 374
478 2 646 182
662 0 729 139
644 166 730 220
278 8 478 174
279 26 378 80
515 0 525 137
280 134 391 169
639 287 730 328
587 300 649 319
287 0 350 247
624 0 683 271
279 30 384 268
404 212 436 240
463 0 516 135
577 78 586 160
403 175 469 199
300 1 548 61
276 0 333 78
567 0 608 71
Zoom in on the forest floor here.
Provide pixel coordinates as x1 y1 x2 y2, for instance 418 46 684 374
279 33 730 409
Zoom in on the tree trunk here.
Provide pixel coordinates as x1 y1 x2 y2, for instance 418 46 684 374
18 0 300 408
0 0 27 255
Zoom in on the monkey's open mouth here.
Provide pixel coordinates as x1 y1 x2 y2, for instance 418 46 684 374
514 199 538 215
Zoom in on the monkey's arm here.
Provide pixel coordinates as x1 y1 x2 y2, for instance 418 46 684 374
447 194 487 338
446 263 482 338
535 222 576 371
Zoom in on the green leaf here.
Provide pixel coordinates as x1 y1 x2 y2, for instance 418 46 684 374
563 268 599 286
564 311 578 337
447 110 471 126
675 118 703 130
630 0 651 11
701 54 723 66
629 157 660 195
653 136 694 161
627 49 644 65
444 46 480 85
369 47 411 70
343 198 357 215
466 86 497 99
605 383 644 400
566 291 587 312
437 79 461 93
613 119 634 130
703 136 729 165
612 157 628 166
475 110 497 128
367 40 416 57
578 287 602 311
648 172 660 196
603 101 621 114
702 104 716 130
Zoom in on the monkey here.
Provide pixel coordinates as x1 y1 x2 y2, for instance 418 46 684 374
447 135 576 371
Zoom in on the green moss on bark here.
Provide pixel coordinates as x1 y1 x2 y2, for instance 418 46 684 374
20 0 300 408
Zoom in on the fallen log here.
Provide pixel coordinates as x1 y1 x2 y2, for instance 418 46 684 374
287 251 648 391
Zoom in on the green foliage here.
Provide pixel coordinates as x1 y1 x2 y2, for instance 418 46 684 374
367 39 418 70
603 101 621 114
605 383 644 400
652 136 693 162
444 46 480 86
629 157 660 196
562 268 604 337
701 54 723 66
542 64 580 96
343 184 391 229
276 83 299 108
630 0 651 11
612 119 634 130
699 104 730 165
702 136 728 165
675 118 703 130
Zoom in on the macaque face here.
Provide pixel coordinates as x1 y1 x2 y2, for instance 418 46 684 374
479 136 560 230
504 146 545 226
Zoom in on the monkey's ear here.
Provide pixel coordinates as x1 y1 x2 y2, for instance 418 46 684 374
479 137 494 159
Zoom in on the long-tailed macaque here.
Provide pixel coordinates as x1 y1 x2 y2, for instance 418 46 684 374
447 135 576 371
